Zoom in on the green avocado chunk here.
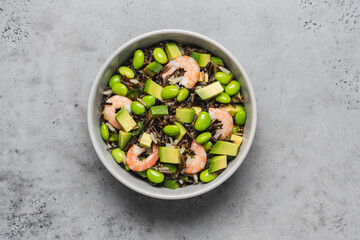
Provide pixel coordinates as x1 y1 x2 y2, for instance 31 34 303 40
211 56 224 66
176 108 195 123
115 108 137 132
195 81 224 100
118 130 132 149
144 61 163 77
221 104 243 116
174 122 187 141
208 155 227 173
149 105 169 118
144 79 163 100
198 53 211 67
164 179 180 189
164 43 182 60
210 141 239 156
159 147 181 164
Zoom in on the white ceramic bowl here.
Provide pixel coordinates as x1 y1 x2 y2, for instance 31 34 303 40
88 29 257 200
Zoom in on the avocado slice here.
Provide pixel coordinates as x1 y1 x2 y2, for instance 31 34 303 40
190 52 200 63
192 106 202 116
198 53 211 67
144 79 163 100
174 122 187 141
176 108 195 123
210 141 239 156
230 134 243 146
211 56 224 66
118 130 132 149
139 132 152 149
221 104 243 116
164 43 182 60
208 155 227 173
164 179 180 190
195 81 224 100
211 56 224 73
144 61 163 77
149 105 168 118
115 108 137 132
159 147 181 164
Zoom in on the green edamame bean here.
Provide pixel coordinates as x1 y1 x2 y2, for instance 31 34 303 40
163 125 180 136
112 83 128 96
119 66 135 79
100 124 109 141
161 85 179 100
196 132 212 144
215 72 232 85
194 112 211 131
231 126 239 133
124 164 130 171
200 169 217 183
235 106 246 125
147 169 164 183
176 88 189 102
153 48 168 64
109 75 121 88
215 92 231 103
141 95 156 109
225 81 240 96
112 148 125 163
133 50 144 69
131 101 145 115
203 141 213 152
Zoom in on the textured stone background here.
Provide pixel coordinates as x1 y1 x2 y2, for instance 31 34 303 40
1 0 360 239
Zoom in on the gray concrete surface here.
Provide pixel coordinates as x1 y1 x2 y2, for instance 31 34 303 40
1 0 360 239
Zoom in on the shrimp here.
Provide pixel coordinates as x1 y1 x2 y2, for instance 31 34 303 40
184 140 207 174
126 144 159 172
104 95 132 129
209 108 233 140
161 56 200 88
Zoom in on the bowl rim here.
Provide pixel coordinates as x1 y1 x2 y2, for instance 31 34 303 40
87 29 257 200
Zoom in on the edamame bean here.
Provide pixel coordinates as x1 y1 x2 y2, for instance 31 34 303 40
203 141 213 152
231 126 239 133
133 50 144 69
163 125 180 136
215 72 232 84
100 124 109 140
109 75 121 88
235 106 246 125
112 83 128 96
131 101 145 115
225 81 240 96
147 169 164 183
176 88 189 102
153 48 168 64
200 169 217 183
196 132 212 144
112 148 125 163
161 85 179 100
194 112 211 131
215 92 231 103
124 164 130 171
119 66 135 79
141 95 156 109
